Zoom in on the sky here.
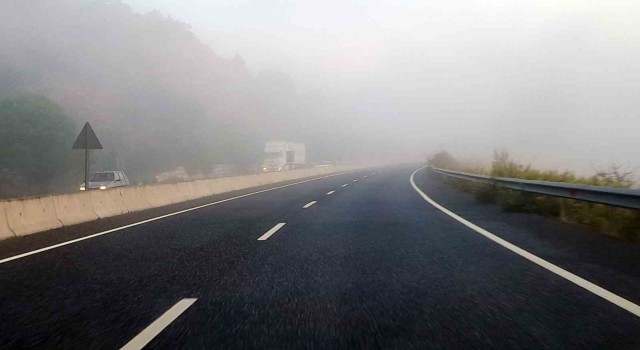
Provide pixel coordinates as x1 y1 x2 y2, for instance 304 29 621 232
123 0 640 175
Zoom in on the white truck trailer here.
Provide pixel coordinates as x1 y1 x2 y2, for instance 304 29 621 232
262 141 306 172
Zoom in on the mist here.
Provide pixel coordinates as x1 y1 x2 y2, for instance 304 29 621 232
129 0 640 172
1 0 640 197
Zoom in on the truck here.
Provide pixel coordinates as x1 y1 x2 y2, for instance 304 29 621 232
262 141 306 172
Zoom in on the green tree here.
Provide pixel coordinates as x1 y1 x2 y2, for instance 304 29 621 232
0 95 77 197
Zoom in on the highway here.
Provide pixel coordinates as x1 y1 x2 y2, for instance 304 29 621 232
1 165 639 348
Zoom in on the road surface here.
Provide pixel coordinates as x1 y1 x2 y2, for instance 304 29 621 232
1 165 639 348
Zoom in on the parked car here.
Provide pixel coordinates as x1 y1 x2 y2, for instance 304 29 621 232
80 171 130 191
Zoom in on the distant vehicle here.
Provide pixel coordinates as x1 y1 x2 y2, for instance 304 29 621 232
80 171 130 191
262 141 306 172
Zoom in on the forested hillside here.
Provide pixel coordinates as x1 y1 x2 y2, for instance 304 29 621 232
0 0 338 197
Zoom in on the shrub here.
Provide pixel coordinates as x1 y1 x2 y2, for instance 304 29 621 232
475 185 497 204
429 150 640 242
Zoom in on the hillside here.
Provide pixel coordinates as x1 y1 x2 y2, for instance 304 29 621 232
0 0 314 194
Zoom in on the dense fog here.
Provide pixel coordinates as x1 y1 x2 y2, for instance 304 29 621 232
143 0 640 173
1 0 639 196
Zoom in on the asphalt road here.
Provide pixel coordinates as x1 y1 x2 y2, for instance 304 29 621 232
1 165 639 349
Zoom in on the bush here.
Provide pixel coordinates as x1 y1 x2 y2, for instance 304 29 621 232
474 185 497 204
428 151 458 169
430 150 640 242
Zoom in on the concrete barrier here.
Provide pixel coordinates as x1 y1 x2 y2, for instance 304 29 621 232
204 177 233 195
53 192 98 226
141 183 187 207
0 164 375 240
0 202 15 239
177 182 200 201
217 176 245 192
120 187 152 213
139 185 167 208
259 172 281 186
284 171 302 182
91 189 128 219
164 184 188 204
258 173 281 186
5 196 63 236
229 175 254 191
191 180 213 198
277 169 310 182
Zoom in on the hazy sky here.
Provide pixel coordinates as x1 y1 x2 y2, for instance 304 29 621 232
124 0 640 174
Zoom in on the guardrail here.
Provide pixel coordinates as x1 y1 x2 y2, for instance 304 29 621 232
430 167 640 210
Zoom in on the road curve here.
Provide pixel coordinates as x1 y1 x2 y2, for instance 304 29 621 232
0 165 639 348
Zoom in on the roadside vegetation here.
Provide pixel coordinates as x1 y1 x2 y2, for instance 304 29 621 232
0 1 351 199
0 95 83 198
427 150 640 242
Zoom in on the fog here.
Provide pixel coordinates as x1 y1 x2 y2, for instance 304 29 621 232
1 0 640 196
127 0 640 173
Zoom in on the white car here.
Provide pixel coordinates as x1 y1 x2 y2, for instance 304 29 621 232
80 171 130 191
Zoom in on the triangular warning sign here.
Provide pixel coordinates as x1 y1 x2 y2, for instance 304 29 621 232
72 122 103 149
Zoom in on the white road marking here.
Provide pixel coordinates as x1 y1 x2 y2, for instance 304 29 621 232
363 176 368 178
0 171 357 265
303 201 317 209
257 223 286 241
353 179 358 182
120 298 197 350
409 167 640 318
342 184 349 187
326 191 335 195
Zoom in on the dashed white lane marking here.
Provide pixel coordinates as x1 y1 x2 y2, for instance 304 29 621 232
303 201 318 209
0 171 358 265
409 167 640 318
342 184 349 187
371 173 376 175
257 223 286 241
363 176 368 178
120 298 197 350
326 191 335 195
353 179 358 182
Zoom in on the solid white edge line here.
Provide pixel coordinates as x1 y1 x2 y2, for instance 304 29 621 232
0 170 358 265
120 298 197 350
409 167 640 318
326 191 335 195
303 201 318 209
258 223 286 241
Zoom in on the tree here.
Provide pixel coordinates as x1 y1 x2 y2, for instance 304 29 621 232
594 164 634 188
0 95 77 197
428 151 458 169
